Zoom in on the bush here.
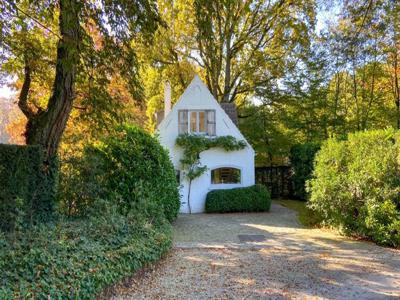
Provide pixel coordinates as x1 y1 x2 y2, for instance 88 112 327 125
289 143 320 200
0 144 58 232
205 184 271 213
77 125 180 222
0 125 180 298
0 207 172 298
308 129 400 247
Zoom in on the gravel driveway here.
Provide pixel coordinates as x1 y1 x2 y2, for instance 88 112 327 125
111 202 400 299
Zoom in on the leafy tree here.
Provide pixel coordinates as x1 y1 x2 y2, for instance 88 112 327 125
0 0 161 160
192 0 316 103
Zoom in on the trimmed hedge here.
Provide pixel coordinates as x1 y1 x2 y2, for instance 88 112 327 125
308 129 400 247
205 184 271 213
0 210 172 298
0 144 58 232
69 125 180 222
289 143 320 200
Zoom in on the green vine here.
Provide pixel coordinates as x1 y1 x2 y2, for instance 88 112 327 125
175 134 247 213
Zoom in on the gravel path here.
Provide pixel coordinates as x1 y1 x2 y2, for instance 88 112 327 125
111 202 400 299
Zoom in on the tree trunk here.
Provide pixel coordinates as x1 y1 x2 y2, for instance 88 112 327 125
25 0 81 161
187 179 192 214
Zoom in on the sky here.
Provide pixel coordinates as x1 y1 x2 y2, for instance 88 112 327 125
0 84 15 99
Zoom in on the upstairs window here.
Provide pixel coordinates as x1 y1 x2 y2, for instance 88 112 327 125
211 167 241 184
179 110 215 135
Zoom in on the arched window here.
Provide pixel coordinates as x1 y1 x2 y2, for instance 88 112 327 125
211 167 241 184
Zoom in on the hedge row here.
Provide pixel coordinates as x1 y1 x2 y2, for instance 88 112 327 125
308 129 400 247
0 210 172 299
289 142 320 200
205 184 271 213
0 144 58 232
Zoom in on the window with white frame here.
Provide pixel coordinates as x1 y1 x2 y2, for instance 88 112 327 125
211 167 241 184
179 110 215 135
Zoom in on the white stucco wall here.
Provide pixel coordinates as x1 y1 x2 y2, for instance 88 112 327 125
157 75 255 213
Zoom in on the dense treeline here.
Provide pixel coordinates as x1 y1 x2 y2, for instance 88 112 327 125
2 0 398 167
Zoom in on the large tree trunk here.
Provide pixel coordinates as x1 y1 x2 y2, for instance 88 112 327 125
25 0 81 160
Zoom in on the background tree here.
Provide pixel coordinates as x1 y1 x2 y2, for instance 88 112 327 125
192 0 316 103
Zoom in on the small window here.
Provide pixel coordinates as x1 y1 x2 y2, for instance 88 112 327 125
211 167 241 184
179 110 215 135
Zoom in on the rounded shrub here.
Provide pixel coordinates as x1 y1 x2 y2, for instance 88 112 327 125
205 184 271 213
81 125 180 222
308 129 400 247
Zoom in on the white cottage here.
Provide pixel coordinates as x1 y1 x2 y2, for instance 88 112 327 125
157 75 255 213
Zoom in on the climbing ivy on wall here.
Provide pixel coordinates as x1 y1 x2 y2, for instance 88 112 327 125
175 134 246 213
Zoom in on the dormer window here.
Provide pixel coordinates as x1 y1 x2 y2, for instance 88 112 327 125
179 110 215 135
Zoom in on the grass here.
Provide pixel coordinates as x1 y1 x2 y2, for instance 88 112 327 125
275 199 322 227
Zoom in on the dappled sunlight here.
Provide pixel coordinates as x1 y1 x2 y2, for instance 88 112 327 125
162 204 400 299
183 255 205 262
232 278 256 286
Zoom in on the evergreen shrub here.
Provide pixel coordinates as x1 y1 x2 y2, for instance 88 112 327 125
308 129 400 247
205 184 271 213
80 125 180 222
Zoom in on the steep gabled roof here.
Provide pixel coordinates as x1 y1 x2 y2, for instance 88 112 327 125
157 75 254 154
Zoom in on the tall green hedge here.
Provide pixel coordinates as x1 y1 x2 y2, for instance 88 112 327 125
0 144 58 232
205 184 271 213
308 129 400 247
289 143 320 200
78 125 180 222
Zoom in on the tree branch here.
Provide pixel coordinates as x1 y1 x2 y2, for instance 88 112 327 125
17 63 35 119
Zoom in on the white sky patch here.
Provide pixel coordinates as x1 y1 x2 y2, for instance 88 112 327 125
0 85 16 99
316 2 341 34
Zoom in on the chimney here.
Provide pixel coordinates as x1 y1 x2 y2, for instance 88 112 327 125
164 81 171 117
220 103 238 126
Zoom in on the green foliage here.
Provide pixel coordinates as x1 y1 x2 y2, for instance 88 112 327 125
0 144 58 232
72 125 180 222
176 134 247 180
205 185 271 213
308 129 400 247
0 126 179 298
289 143 321 200
0 207 172 298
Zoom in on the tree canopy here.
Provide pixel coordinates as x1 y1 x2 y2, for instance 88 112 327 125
1 0 399 166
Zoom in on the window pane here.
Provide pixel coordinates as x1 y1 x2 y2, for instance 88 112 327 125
211 168 241 184
199 111 206 132
207 110 216 135
190 111 197 132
